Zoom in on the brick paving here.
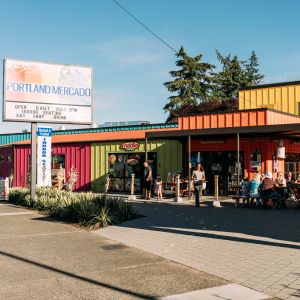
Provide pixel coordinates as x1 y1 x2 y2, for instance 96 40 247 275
97 198 300 300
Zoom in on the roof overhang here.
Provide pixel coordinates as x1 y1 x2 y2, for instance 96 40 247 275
146 123 300 140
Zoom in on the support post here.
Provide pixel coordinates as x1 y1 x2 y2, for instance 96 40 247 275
188 135 191 200
30 122 37 200
128 174 136 201
213 175 221 207
145 137 148 162
237 132 240 186
174 174 183 202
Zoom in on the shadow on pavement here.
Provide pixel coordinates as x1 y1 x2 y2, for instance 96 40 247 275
119 202 300 250
0 250 153 300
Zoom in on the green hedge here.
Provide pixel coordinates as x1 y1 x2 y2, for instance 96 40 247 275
8 188 135 228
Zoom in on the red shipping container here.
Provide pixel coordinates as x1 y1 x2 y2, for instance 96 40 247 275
14 143 91 191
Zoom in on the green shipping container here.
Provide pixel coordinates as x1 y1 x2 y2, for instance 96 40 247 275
91 140 182 192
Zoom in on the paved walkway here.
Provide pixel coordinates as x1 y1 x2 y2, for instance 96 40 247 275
97 199 300 300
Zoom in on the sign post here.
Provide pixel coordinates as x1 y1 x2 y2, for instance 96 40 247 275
30 123 37 199
37 126 52 187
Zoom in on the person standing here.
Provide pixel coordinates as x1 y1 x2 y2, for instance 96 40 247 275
143 161 152 199
154 175 163 201
192 163 205 207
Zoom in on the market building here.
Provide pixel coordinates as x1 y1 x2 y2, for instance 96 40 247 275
147 108 300 195
1 81 300 195
0 123 182 192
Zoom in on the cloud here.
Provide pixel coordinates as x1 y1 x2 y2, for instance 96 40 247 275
90 36 166 66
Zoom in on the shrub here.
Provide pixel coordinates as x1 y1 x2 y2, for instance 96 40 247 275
9 188 30 205
8 187 136 228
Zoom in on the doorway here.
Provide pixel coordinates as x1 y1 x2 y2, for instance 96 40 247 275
189 151 244 195
108 152 157 193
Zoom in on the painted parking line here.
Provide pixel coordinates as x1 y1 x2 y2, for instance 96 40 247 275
159 283 270 300
0 230 82 240
0 212 35 217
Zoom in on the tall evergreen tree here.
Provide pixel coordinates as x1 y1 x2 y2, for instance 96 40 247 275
212 50 264 100
243 51 264 86
212 50 245 100
163 46 215 121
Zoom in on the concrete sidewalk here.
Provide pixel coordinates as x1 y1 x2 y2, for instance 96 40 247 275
97 200 300 300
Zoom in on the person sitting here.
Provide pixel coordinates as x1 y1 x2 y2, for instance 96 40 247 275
250 173 261 207
260 171 280 207
275 171 289 203
241 177 251 206
294 174 300 184
275 171 287 187
286 171 295 185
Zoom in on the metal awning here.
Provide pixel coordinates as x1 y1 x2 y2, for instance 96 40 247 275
146 123 300 140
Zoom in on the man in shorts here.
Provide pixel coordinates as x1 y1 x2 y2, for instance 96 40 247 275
143 161 152 199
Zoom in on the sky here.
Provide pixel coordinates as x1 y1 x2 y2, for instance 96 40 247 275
1 0 300 133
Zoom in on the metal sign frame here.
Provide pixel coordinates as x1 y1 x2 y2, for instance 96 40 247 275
2 58 93 125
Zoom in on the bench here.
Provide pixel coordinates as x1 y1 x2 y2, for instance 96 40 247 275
260 195 286 209
232 195 250 208
233 195 263 208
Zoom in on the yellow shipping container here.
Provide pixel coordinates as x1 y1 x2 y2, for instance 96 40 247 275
239 81 300 115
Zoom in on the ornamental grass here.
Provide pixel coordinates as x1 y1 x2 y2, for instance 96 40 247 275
8 188 135 229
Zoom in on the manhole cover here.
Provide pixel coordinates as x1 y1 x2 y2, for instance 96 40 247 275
101 244 127 250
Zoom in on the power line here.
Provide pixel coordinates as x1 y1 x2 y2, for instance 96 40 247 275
111 0 177 53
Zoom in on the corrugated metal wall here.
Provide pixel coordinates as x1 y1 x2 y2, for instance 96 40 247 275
0 146 13 179
178 109 300 130
239 83 300 115
14 145 31 187
14 143 91 191
91 140 182 192
178 110 268 130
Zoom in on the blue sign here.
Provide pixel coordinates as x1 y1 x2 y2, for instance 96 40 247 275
37 127 52 137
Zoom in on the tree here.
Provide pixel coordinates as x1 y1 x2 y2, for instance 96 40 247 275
22 129 29 133
212 50 246 100
164 46 215 121
212 50 264 101
243 51 264 86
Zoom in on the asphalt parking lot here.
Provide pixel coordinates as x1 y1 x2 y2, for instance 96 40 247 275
0 201 228 299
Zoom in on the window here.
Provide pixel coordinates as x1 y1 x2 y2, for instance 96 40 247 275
108 152 157 192
52 155 65 169
285 153 300 179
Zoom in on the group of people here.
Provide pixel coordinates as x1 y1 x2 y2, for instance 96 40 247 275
143 160 297 208
142 161 206 204
142 161 163 201
241 170 297 207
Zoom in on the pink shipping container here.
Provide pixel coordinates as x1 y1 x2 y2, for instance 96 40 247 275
0 146 13 179
14 143 91 191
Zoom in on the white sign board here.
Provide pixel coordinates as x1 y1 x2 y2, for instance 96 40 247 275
0 178 9 200
3 59 92 124
37 127 52 187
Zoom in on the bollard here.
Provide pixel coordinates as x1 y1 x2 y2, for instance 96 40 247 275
213 175 221 207
128 174 137 201
174 174 183 203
